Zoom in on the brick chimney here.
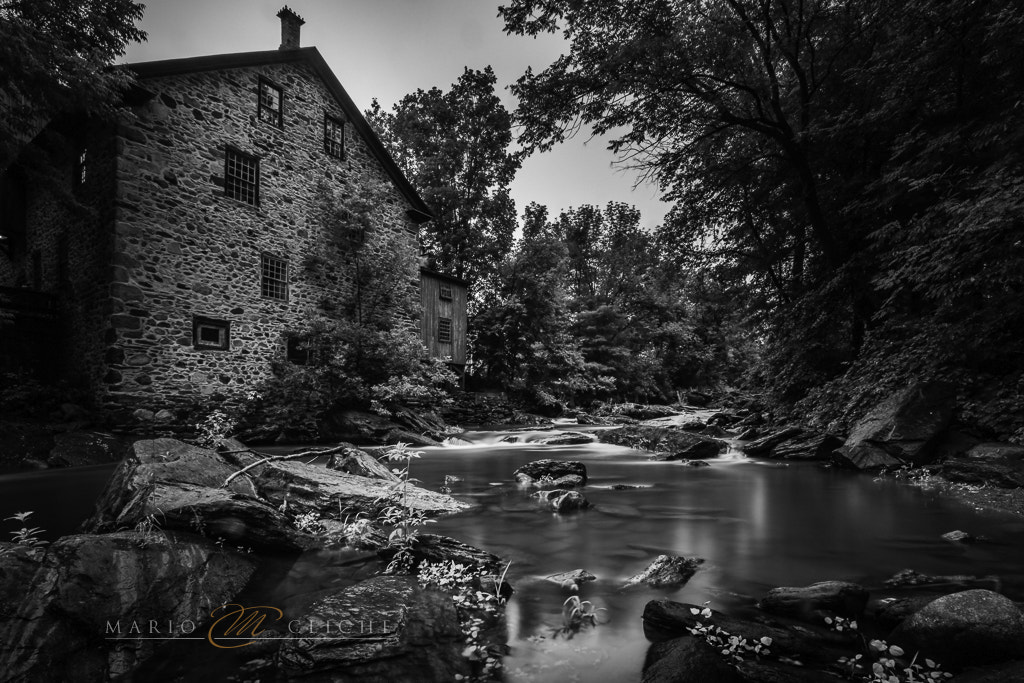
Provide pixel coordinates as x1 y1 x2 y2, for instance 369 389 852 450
277 6 305 50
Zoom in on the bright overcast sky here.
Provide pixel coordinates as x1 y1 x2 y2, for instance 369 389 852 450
122 0 671 229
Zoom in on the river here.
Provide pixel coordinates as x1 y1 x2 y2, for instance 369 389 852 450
3 425 1024 682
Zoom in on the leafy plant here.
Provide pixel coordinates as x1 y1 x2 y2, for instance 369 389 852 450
5 511 48 547
687 603 773 664
377 443 435 573
825 617 952 682
193 408 235 448
555 595 608 639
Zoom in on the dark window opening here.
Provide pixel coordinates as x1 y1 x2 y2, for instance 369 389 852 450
261 253 288 300
193 316 230 351
225 148 259 205
286 335 309 365
324 114 344 159
439 282 453 300
438 317 452 344
258 77 283 128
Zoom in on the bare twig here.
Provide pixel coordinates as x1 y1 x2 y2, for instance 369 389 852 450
221 445 347 488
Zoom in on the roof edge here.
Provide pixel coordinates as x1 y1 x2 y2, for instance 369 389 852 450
123 48 433 220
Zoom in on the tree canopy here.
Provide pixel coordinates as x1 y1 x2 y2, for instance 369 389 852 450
0 0 146 168
500 0 1024 434
366 66 520 288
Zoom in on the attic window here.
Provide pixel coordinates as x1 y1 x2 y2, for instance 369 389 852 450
439 282 453 300
258 77 283 128
261 252 288 300
193 316 230 351
324 114 344 159
438 317 452 344
225 148 259 205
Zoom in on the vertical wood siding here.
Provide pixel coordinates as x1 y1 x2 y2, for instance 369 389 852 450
420 272 467 365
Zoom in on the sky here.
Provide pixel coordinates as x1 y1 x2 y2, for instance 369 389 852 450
121 0 671 229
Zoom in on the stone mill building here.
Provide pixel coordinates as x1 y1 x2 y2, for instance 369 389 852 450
0 7 468 412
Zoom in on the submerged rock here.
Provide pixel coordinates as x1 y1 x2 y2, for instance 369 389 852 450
679 459 711 467
538 432 596 446
942 529 976 543
759 580 869 621
833 381 955 469
624 555 704 589
545 569 597 588
885 568 1001 591
532 488 591 513
890 589 1024 667
514 459 588 488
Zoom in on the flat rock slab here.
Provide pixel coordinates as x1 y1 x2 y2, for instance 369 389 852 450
254 459 471 518
538 432 596 445
759 580 869 621
624 555 703 589
742 427 802 456
890 589 1024 667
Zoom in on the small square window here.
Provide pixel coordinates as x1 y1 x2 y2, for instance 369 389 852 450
439 282 453 300
258 77 283 128
324 114 344 159
225 148 259 205
286 334 309 365
261 253 288 300
193 316 230 351
438 317 452 344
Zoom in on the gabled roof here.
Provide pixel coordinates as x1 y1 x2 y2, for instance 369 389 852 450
125 47 432 223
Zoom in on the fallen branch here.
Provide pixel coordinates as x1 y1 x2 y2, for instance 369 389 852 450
221 445 348 488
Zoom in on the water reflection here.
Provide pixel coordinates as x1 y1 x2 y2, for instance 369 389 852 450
4 434 1024 682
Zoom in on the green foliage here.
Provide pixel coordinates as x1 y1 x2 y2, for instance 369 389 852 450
500 0 1024 432
240 181 457 435
1 0 146 170
688 604 775 665
5 510 47 547
557 595 607 639
0 371 88 417
377 443 435 574
826 616 951 682
366 66 520 287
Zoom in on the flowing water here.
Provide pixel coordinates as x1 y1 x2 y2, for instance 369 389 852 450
4 425 1024 682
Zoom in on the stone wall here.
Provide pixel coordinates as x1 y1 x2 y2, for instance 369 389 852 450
101 60 419 411
0 123 118 390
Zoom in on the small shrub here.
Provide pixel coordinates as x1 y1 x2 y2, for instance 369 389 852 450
5 511 48 547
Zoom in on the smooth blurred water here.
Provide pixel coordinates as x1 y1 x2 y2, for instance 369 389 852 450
4 430 1024 682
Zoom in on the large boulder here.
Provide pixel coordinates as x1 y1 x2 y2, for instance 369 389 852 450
325 443 400 481
832 381 955 469
602 403 680 420
0 531 257 682
276 575 471 681
741 427 802 456
599 425 725 460
643 636 744 683
642 600 855 665
759 581 869 621
890 589 1024 667
624 555 704 589
514 459 588 488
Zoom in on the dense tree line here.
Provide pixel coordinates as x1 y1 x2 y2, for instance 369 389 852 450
493 0 1024 436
